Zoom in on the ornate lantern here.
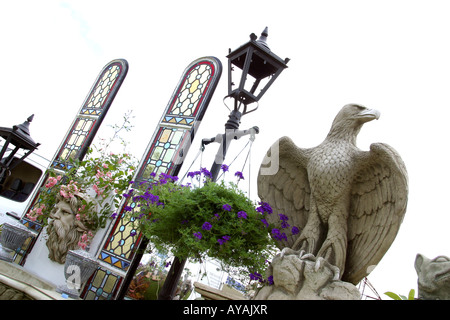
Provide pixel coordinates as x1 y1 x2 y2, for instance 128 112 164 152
0 115 40 184
225 27 289 127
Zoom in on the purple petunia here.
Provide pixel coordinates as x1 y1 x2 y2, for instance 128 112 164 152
271 228 288 242
222 204 232 211
194 232 202 240
217 235 231 245
279 214 290 228
234 171 244 180
292 226 300 235
237 211 247 219
256 201 273 215
249 272 264 282
202 222 212 231
123 189 134 198
187 171 198 179
221 164 229 172
201 167 212 179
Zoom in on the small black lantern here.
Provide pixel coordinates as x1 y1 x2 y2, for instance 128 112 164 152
0 115 40 183
226 27 289 121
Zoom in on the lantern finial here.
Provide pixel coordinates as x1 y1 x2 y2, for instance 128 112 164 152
256 27 270 50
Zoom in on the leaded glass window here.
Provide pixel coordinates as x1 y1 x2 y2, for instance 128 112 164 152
86 57 222 299
52 61 126 171
16 59 128 266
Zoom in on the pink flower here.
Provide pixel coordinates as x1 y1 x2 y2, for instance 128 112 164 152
59 182 79 198
96 170 104 179
78 231 94 250
78 241 87 250
102 163 108 169
92 184 104 196
45 177 58 188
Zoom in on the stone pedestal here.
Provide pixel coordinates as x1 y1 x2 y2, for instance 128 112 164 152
254 250 361 300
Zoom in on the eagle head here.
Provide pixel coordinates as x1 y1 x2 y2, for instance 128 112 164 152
328 104 380 143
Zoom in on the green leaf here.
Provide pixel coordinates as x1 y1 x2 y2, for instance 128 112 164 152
384 291 402 300
408 289 415 300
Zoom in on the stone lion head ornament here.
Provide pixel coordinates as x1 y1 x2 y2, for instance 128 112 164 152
414 253 450 300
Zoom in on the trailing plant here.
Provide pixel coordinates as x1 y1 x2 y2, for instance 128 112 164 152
125 166 298 278
26 111 137 234
26 148 136 232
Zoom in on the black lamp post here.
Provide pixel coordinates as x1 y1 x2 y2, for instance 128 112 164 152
208 27 289 181
0 115 40 184
157 27 288 300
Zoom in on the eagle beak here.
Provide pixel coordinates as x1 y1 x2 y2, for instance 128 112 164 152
358 108 380 121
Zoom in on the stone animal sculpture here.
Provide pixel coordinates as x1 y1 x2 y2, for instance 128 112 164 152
415 253 450 300
257 104 408 284
255 250 361 300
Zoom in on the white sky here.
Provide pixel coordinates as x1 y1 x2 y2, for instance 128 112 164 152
1 0 449 299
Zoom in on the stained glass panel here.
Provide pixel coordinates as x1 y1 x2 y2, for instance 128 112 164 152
53 61 126 171
100 127 189 266
162 60 216 127
89 57 221 299
52 117 95 171
81 267 123 300
16 59 128 266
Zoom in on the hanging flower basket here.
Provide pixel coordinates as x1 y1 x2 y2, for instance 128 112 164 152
125 168 279 277
0 223 31 262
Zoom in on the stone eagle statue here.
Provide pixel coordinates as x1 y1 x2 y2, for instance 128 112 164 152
257 104 408 285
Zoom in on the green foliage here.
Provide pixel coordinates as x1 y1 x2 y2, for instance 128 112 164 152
126 170 277 277
384 289 416 300
27 148 136 232
26 112 137 233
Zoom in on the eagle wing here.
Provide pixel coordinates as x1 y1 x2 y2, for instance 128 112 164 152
257 136 312 249
344 142 408 284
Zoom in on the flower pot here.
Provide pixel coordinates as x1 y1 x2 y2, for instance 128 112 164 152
58 249 99 298
0 223 31 262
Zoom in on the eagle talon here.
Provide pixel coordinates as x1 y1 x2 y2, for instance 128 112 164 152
280 247 299 259
314 256 340 280
315 257 324 272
